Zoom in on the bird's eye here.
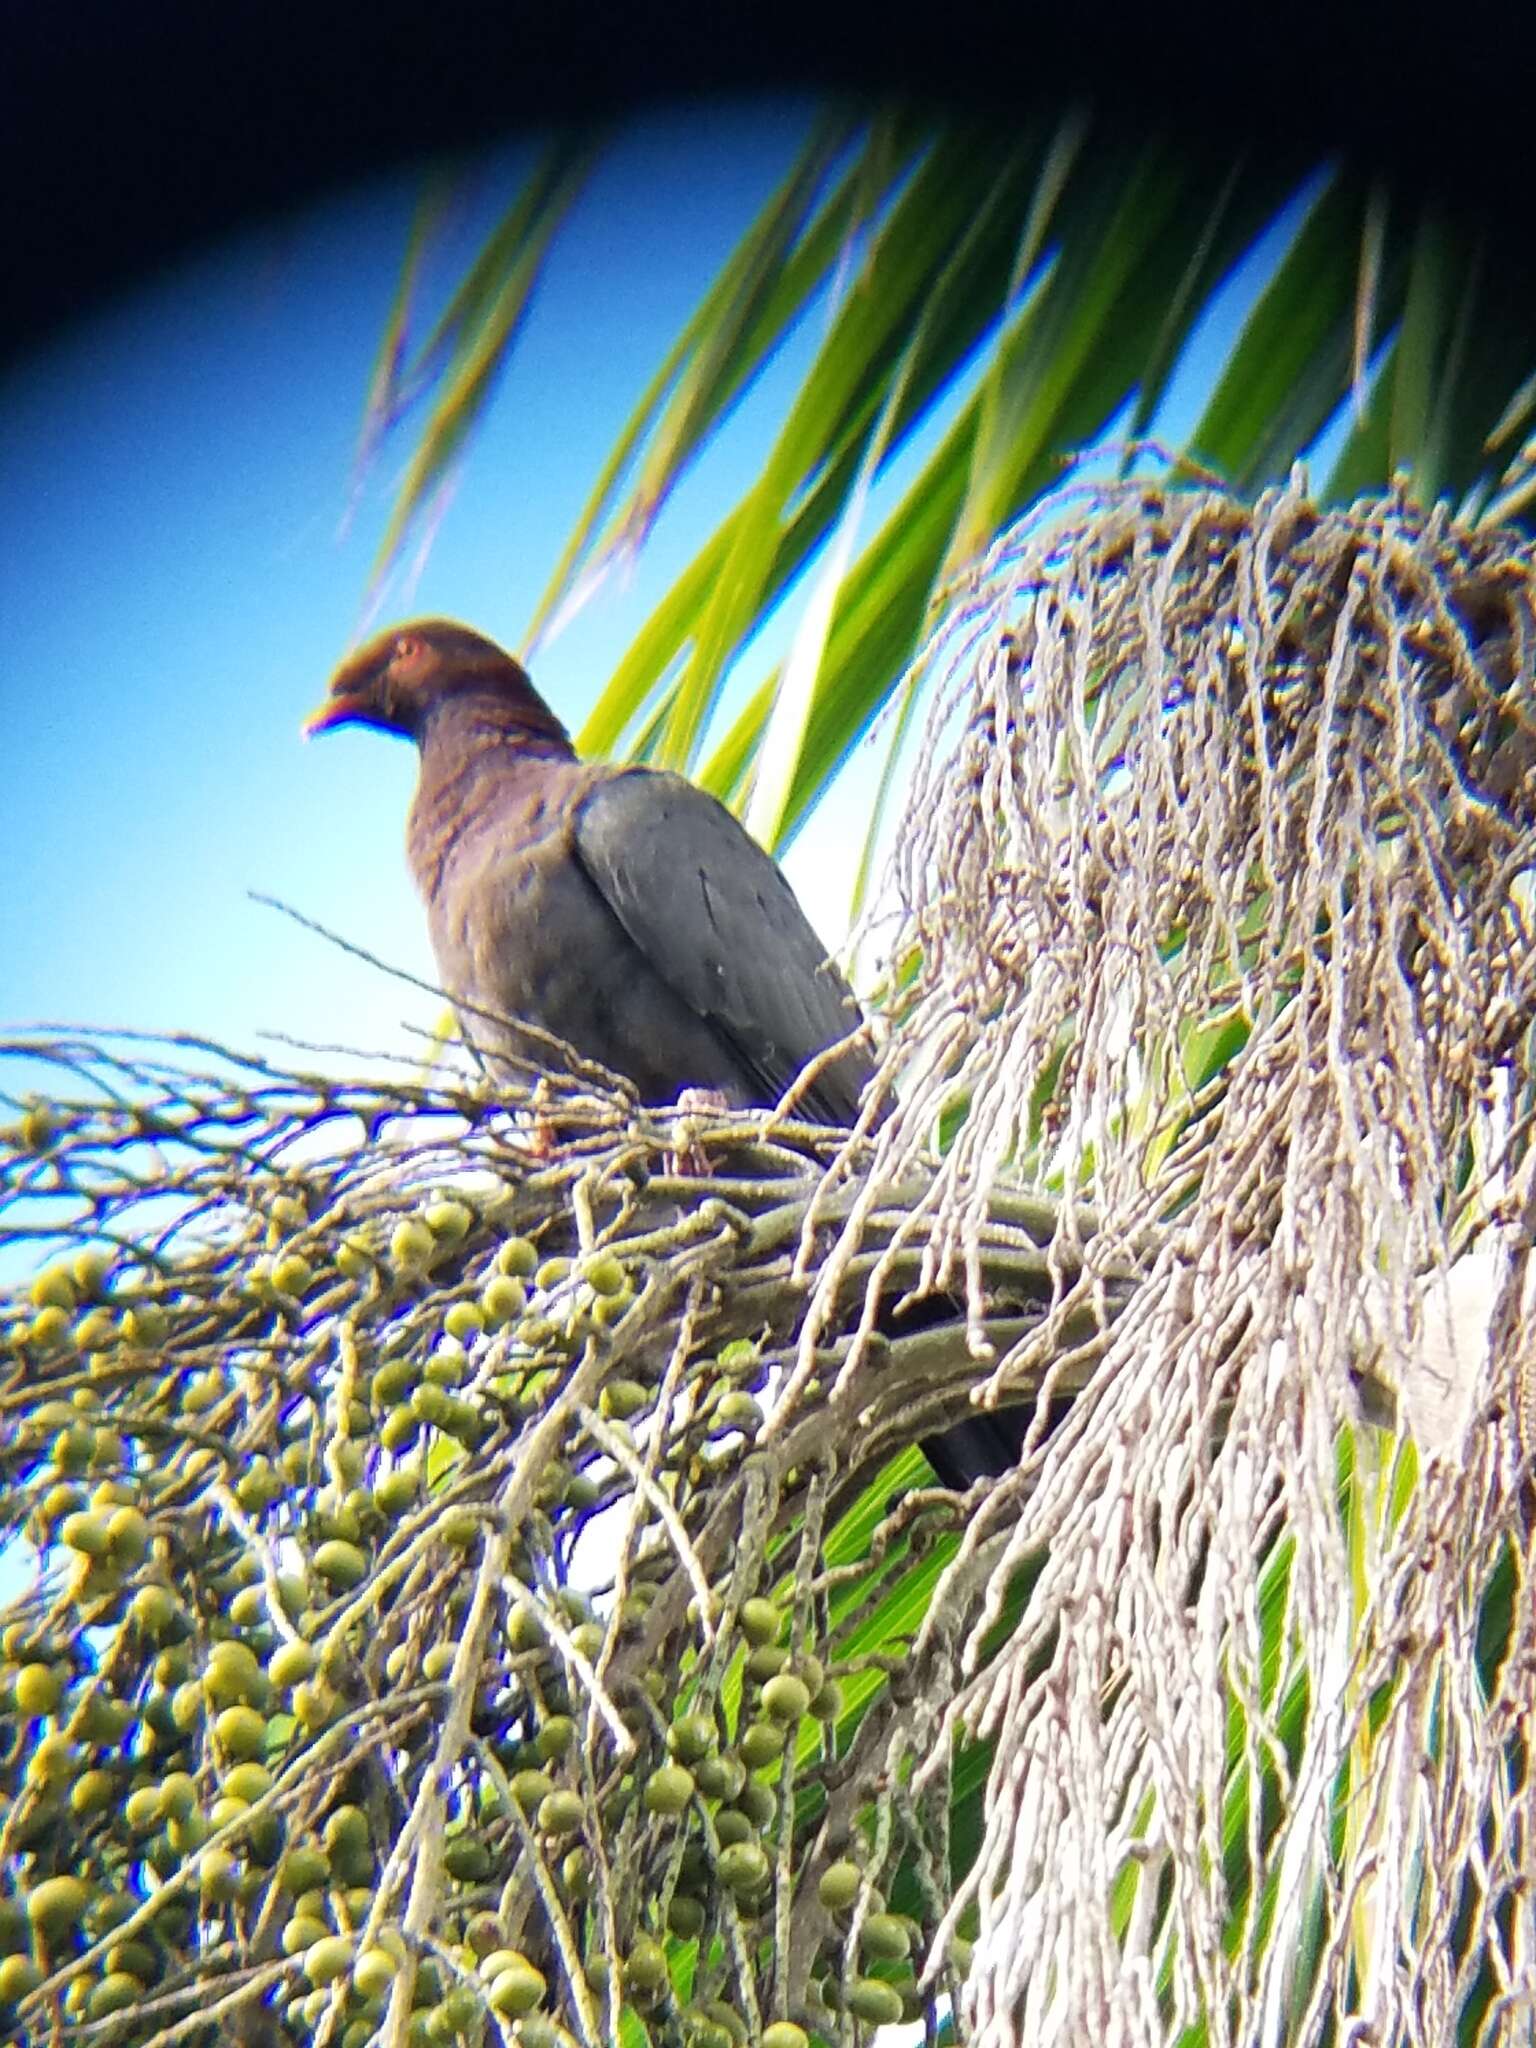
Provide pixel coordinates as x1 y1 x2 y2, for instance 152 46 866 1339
394 634 424 666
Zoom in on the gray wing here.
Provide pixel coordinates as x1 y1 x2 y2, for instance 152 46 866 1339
571 768 872 1123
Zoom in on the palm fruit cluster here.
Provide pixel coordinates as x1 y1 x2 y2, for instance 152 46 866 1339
0 1049 988 2044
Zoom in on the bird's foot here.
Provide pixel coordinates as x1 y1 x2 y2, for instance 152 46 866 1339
666 1088 731 1177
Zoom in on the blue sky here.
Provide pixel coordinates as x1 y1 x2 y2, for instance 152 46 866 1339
1 105 1323 1097
0 106 834 1076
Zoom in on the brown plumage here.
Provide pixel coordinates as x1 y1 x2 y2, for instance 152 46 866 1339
306 617 1037 1489
304 618 873 1122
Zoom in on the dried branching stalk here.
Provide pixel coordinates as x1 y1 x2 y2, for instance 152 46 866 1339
825 474 1536 2048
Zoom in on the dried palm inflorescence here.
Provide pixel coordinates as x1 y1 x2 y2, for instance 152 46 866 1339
824 473 1536 2046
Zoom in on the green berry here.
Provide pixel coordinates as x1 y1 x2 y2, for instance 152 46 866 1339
847 1977 905 2026
303 1934 354 1987
314 1539 368 1589
818 1859 862 1913
14 1663 62 1717
861 1912 912 1960
214 1705 267 1760
643 1763 695 1816
717 1839 770 1896
761 1672 811 1724
26 1875 89 1938
486 1957 546 2015
738 1597 781 1646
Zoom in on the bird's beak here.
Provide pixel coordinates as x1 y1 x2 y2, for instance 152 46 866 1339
301 694 366 739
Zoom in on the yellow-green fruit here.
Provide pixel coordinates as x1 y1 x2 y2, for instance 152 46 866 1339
282 1913 329 1957
739 1720 787 1769
537 1789 585 1836
424 1341 469 1387
598 1377 650 1420
72 1245 113 1297
214 1705 267 1760
509 1768 554 1813
28 1733 77 1787
303 1935 354 1987
14 1662 63 1717
30 1265 77 1313
88 1973 145 2019
199 1849 241 1902
810 1678 844 1722
323 1805 369 1857
130 1584 178 1637
667 1712 716 1764
745 1643 789 1682
761 1673 811 1725
736 1780 776 1831
643 1764 695 1817
738 1597 781 1646
125 1784 165 1832
28 1304 70 1351
204 1641 264 1707
420 1643 455 1682
439 1509 480 1550
624 1936 668 1995
269 1193 308 1234
495 1235 538 1277
353 1946 397 1999
0 1954 44 2004
270 1253 313 1300
160 1769 199 1819
26 1875 89 1938
442 1835 490 1882
50 1425 94 1475
861 1913 912 1961
19 1104 56 1152
715 1809 753 1848
280 1847 330 1895
105 1505 149 1565
121 1303 168 1347
761 2026 809 2048
716 1840 770 1896
228 1585 268 1629
534 1256 571 1290
389 1219 435 1272
425 1198 474 1245
715 1391 764 1431
818 1860 862 1913
378 1407 419 1454
480 1274 526 1327
72 1768 116 1816
314 1539 368 1589
535 1714 575 1760
486 1959 546 2016
335 1235 373 1280
74 1307 118 1353
582 1251 626 1297
667 1893 705 1939
693 1753 745 1801
443 1299 483 1341
847 1978 905 2026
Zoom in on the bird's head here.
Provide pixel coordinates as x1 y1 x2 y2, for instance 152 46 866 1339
303 619 571 747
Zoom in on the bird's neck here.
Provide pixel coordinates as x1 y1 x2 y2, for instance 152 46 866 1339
407 695 576 902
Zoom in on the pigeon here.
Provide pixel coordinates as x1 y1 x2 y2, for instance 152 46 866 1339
305 617 1022 1485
